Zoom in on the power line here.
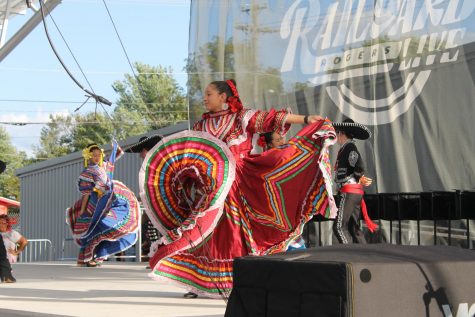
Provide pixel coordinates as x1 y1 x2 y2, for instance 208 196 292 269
38 0 112 107
0 98 190 106
6 136 42 139
47 9 96 94
0 99 97 104
0 65 250 76
0 66 190 75
0 109 188 114
101 0 163 127
0 119 188 126
65 0 190 6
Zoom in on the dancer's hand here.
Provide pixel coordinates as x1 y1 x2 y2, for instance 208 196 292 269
359 175 373 186
8 248 19 256
307 115 324 123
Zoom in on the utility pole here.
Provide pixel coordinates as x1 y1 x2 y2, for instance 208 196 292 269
235 0 276 106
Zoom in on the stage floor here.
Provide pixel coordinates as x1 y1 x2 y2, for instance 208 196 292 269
0 261 225 317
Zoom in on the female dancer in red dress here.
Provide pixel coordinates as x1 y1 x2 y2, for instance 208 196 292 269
140 80 337 298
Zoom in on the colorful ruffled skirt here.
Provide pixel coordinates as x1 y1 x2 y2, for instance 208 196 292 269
67 180 140 263
141 120 336 298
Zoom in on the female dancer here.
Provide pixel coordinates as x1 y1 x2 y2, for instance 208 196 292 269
67 142 140 266
141 80 336 298
0 214 28 264
258 131 307 251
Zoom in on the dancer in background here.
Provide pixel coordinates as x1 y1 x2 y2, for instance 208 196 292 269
332 119 377 244
66 142 140 267
141 79 336 298
126 135 163 160
0 214 28 264
0 160 16 283
258 131 306 251
258 130 285 151
125 135 162 264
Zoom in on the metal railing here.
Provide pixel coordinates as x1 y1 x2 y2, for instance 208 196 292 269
60 232 143 262
306 190 475 249
59 237 77 261
18 239 54 262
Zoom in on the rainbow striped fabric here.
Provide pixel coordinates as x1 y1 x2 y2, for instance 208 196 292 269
143 119 336 298
67 163 140 263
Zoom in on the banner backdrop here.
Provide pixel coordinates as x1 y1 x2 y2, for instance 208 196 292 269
187 0 475 193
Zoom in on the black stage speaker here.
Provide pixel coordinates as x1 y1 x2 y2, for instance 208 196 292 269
225 244 475 317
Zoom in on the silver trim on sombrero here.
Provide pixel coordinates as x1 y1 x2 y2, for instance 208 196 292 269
125 135 163 153
332 122 372 139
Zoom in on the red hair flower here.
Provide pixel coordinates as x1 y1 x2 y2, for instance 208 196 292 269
226 80 243 113
257 135 267 150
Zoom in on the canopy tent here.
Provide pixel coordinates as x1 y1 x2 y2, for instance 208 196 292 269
0 196 20 215
0 0 60 62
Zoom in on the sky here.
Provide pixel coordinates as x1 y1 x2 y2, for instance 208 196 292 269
0 0 191 156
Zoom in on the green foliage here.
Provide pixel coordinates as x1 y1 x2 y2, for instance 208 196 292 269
33 114 74 160
0 127 27 200
185 36 285 121
33 62 187 160
70 112 115 150
112 62 188 133
185 36 237 120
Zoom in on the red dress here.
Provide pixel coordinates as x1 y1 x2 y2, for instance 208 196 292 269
140 108 336 298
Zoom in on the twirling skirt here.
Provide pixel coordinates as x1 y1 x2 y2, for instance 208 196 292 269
67 180 140 262
141 120 336 298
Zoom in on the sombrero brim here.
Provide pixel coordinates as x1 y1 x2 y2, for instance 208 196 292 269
125 135 162 153
333 122 371 140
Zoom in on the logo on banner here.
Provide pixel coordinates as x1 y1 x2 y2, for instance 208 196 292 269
280 0 475 125
442 303 475 317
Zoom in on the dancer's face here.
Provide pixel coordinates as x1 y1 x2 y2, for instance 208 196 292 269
89 149 103 165
140 149 148 160
203 84 227 112
269 132 285 148
0 218 7 232
336 131 348 145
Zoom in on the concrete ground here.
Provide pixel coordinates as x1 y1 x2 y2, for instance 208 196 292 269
0 262 226 317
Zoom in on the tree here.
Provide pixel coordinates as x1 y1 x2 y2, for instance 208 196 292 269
33 114 74 160
0 127 27 200
69 112 115 151
33 62 188 160
32 112 114 159
185 36 285 122
112 62 188 135
185 36 236 121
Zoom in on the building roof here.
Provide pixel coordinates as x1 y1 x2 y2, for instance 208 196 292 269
15 121 189 177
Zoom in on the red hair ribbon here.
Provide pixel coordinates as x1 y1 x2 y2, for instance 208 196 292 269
226 80 243 113
257 135 267 150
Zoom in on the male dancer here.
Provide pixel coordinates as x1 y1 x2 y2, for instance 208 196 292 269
332 119 377 244
125 135 162 265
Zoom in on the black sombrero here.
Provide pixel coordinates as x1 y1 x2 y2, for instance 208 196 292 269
125 135 163 153
332 118 371 140
0 160 5 174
